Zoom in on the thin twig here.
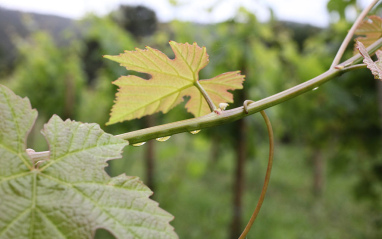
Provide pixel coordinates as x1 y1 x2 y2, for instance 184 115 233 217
330 0 380 69
238 110 274 239
340 63 367 72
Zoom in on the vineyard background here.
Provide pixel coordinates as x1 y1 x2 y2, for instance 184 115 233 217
0 1 381 238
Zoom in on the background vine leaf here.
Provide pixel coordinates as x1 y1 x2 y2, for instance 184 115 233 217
0 84 177 239
354 15 382 53
104 41 244 125
357 41 382 80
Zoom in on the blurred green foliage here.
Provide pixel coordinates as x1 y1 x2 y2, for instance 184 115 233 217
6 31 85 120
1 1 382 238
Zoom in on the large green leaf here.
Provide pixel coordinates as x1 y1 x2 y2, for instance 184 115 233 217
0 85 177 239
104 41 244 125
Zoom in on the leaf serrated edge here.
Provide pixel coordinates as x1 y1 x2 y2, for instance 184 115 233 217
0 85 37 169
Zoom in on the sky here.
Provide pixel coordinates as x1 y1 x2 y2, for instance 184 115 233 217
0 0 373 27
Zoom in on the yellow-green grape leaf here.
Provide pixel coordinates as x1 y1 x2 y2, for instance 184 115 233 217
0 84 177 239
104 41 244 125
354 15 382 54
357 41 382 80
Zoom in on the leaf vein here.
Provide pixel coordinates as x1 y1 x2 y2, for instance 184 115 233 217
39 174 155 238
140 49 165 71
34 207 66 239
39 142 126 172
113 84 193 121
172 44 196 81
0 207 31 237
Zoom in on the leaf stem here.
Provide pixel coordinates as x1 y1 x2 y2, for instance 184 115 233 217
115 38 382 144
238 110 274 239
194 80 217 112
330 0 380 69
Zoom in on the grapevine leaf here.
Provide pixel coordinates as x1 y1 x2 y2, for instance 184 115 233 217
104 41 244 125
354 15 382 53
0 84 177 239
357 41 382 80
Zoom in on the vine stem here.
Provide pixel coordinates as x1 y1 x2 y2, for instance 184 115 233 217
330 0 380 69
238 110 274 239
115 38 382 144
